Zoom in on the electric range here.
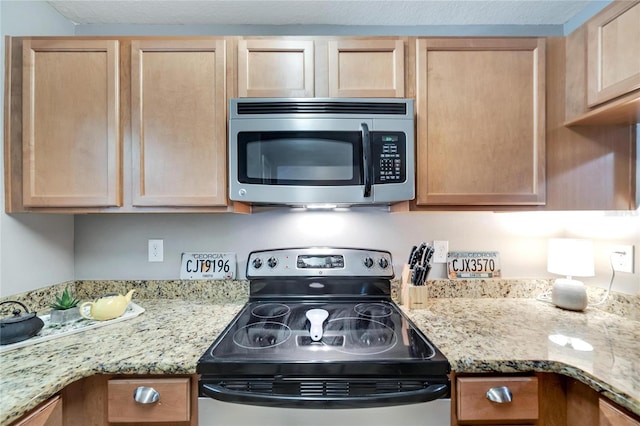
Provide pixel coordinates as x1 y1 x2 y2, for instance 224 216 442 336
197 247 450 409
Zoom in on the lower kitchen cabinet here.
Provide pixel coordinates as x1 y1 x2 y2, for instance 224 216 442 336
107 378 191 423
12 396 62 426
60 374 198 426
566 378 640 426
452 373 640 426
455 375 539 425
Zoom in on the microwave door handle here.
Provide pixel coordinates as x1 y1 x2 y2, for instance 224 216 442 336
361 122 372 198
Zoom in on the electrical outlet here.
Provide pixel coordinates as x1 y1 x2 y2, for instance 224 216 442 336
148 239 164 262
611 245 634 273
433 240 449 264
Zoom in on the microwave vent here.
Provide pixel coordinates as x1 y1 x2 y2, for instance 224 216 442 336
236 101 407 116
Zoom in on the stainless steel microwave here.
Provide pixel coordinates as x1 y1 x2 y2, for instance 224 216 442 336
228 98 415 206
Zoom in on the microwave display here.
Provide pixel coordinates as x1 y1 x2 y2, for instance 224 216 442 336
372 133 406 184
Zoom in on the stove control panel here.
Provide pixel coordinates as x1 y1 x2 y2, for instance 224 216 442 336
246 247 394 279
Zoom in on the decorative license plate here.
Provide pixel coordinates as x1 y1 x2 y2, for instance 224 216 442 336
447 251 501 279
180 252 236 280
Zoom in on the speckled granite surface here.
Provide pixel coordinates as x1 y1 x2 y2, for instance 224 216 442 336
0 299 244 426
1 280 638 425
403 298 640 416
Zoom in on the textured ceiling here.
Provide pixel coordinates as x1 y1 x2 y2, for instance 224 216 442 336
47 0 598 26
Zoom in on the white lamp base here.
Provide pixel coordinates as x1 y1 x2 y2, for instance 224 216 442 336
552 278 588 311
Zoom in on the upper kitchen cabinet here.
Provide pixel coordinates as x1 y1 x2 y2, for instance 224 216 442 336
236 38 406 98
327 39 404 97
415 38 546 206
566 0 640 125
20 39 121 208
587 1 640 107
130 39 228 207
237 39 315 97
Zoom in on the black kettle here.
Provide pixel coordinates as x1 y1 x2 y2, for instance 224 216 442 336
0 301 45 345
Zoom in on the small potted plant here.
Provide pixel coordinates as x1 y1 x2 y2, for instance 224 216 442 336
49 287 82 324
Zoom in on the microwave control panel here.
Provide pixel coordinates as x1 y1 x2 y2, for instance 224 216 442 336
371 132 406 184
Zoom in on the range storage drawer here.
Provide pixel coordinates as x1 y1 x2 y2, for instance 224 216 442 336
456 376 538 422
107 378 191 423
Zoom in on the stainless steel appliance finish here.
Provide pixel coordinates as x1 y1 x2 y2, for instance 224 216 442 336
197 247 450 425
228 98 415 206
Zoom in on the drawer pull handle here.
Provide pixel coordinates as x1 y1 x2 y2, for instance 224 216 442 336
133 386 160 404
486 386 513 403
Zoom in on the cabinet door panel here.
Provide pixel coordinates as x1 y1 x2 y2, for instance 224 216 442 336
22 40 120 207
587 1 640 106
600 399 640 426
238 39 314 97
13 396 62 426
328 40 404 97
131 40 227 206
416 38 545 206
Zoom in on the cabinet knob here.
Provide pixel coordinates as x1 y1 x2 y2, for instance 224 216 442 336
486 386 513 403
133 386 160 404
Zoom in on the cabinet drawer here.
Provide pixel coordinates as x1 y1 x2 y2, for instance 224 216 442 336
107 378 191 423
457 376 538 422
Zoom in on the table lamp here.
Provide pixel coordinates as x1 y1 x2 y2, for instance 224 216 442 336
547 238 594 311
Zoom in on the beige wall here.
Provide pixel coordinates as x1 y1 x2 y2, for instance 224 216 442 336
74 210 639 295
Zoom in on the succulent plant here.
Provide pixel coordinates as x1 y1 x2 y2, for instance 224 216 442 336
50 287 80 310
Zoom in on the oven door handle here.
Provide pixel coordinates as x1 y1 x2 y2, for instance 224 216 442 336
201 383 448 407
361 122 372 198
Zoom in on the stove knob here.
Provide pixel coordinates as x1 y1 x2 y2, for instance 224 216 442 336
363 256 374 268
252 257 263 269
267 257 278 268
378 257 389 269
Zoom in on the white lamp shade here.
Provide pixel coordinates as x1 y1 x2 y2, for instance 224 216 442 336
547 238 595 278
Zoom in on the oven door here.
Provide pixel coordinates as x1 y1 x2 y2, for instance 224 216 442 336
198 397 450 426
228 118 413 205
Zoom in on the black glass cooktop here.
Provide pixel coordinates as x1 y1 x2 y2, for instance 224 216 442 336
197 300 450 377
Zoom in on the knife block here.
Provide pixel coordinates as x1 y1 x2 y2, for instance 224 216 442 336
400 264 430 309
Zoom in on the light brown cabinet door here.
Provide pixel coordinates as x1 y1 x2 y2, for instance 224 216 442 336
587 1 640 107
13 396 62 426
327 39 404 97
600 399 640 426
22 40 120 207
131 40 227 206
416 38 546 206
238 39 314 97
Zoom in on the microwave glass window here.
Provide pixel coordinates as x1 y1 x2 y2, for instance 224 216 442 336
238 132 362 185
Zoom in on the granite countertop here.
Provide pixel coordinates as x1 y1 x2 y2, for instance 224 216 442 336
0 300 244 426
1 294 639 425
403 299 640 416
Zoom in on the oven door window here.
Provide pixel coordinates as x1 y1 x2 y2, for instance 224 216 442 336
238 131 362 185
